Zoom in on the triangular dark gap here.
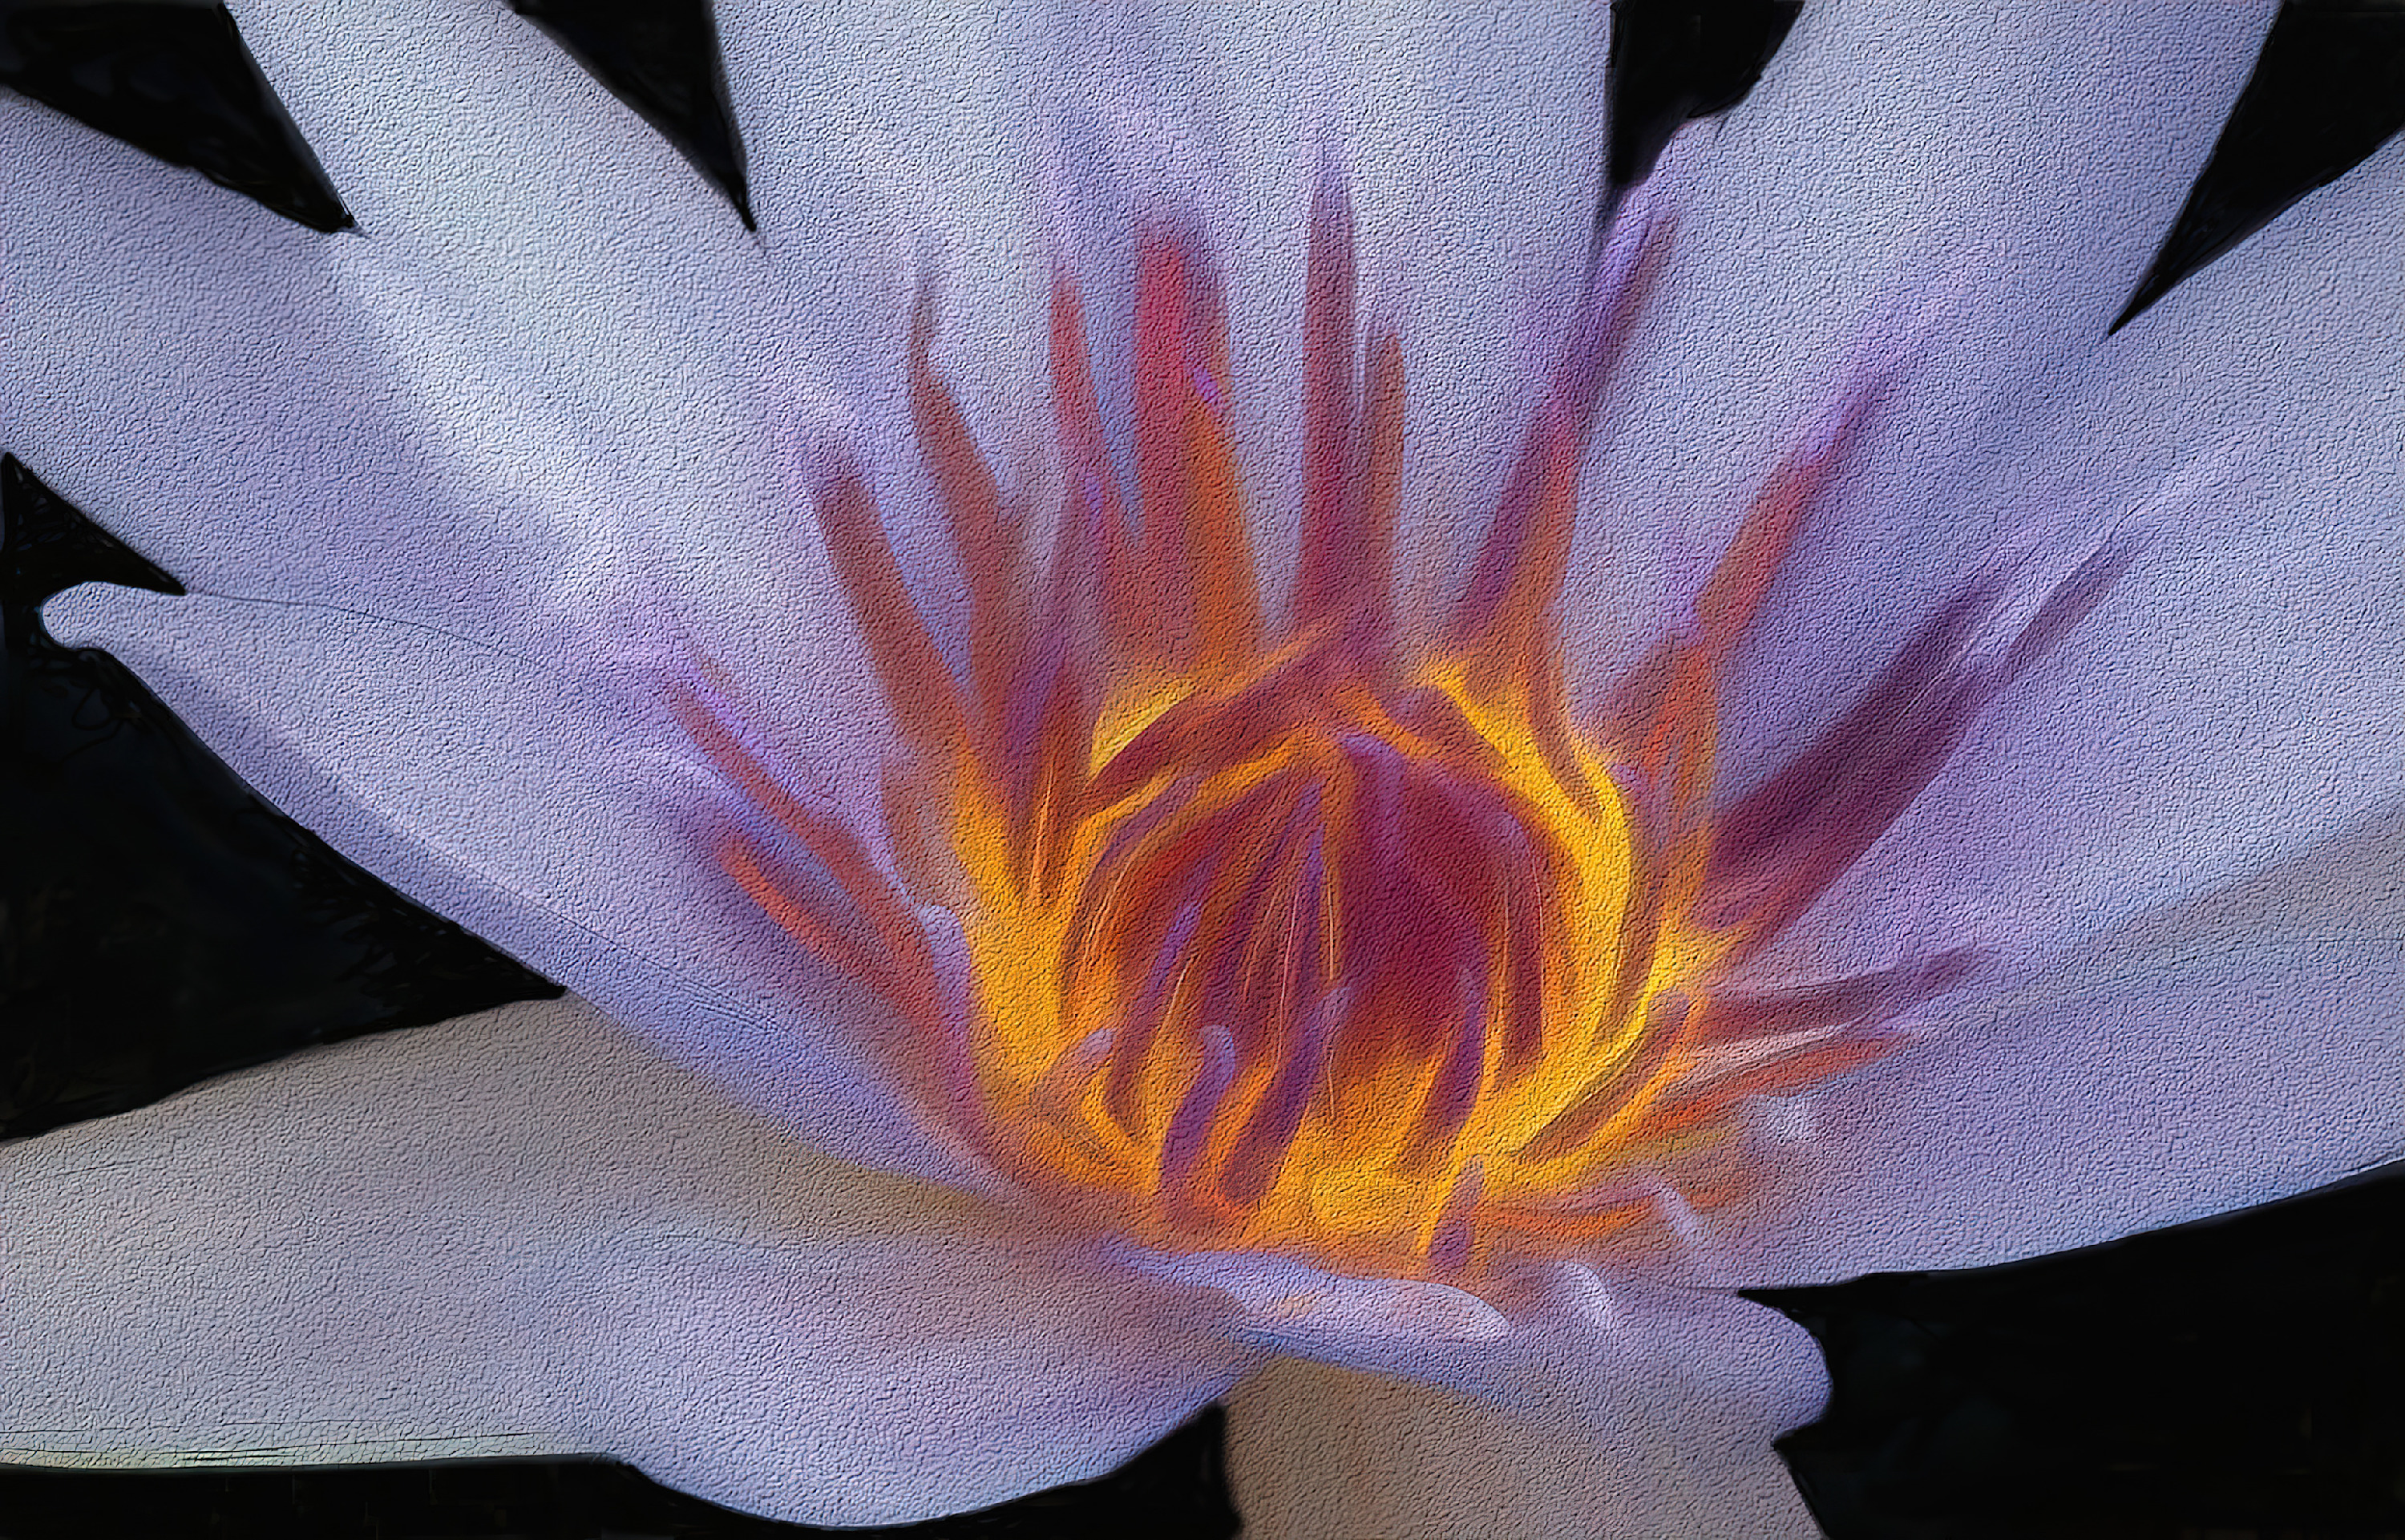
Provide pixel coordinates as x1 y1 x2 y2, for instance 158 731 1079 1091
2112 1 2405 333
0 1 351 232
2 455 183 650
507 0 755 232
1603 0 1803 224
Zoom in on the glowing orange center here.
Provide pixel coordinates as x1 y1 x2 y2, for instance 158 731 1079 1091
675 183 2006 1279
954 622 1730 1266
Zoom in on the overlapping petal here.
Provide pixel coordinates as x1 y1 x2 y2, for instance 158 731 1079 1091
1575 0 2400 938
1137 1247 1829 1535
0 998 1252 1526
1728 814 2405 1281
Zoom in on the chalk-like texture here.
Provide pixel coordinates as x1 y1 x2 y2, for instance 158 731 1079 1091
3 0 2400 1531
0 997 1251 1527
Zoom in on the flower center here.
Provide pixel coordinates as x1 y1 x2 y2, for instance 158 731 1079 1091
673 179 2072 1279
956 635 1715 1266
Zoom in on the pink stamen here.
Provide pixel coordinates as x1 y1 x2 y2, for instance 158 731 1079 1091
1398 967 1493 1176
1425 1158 1485 1276
1221 980 1350 1211
1158 1021 1240 1204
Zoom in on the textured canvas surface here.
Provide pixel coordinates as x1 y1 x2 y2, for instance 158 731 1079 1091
3 2 2399 1534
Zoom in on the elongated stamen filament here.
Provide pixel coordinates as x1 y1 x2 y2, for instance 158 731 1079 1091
670 170 2105 1278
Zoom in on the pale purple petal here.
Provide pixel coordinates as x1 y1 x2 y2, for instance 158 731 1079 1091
0 998 1251 1526
1734 173 2403 968
1572 0 2281 654
0 5 790 641
1557 0 2402 961
1720 810 2405 1279
13 0 1631 1158
42 584 967 1182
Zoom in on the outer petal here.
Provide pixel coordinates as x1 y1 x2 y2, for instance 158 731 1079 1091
4 0 940 1158
1572 0 2278 656
1735 146 2403 968
42 581 976 1180
0 997 1251 1527
0 0 903 755
1723 805 2405 1281
1195 1259 1825 1538
1643 26 2405 1277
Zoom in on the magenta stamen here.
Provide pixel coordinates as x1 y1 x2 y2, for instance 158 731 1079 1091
1698 578 2007 945
1158 1021 1239 1198
999 615 1073 782
1035 1023 1118 1120
1658 1021 1915 1114
1219 981 1351 1211
1338 730 1409 874
1292 164 1365 630
1699 543 2134 958
1100 898 1205 1138
1425 1158 1485 1276
1397 967 1492 1175
1692 946 1988 1044
1057 774 1203 980
1445 206 1671 655
1081 632 1340 813
1225 791 1331 1031
1496 895 1549 1080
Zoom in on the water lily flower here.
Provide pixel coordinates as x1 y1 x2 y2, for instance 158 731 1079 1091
5 1 2399 1535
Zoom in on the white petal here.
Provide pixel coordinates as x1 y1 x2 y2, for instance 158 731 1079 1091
16 0 1646 1174
1721 809 2405 1279
42 582 975 1179
1121 1251 1513 1380
3 4 744 607
1568 2 2385 728
561 1233 1245 1526
1219 1263 1825 1539
0 997 1251 1527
